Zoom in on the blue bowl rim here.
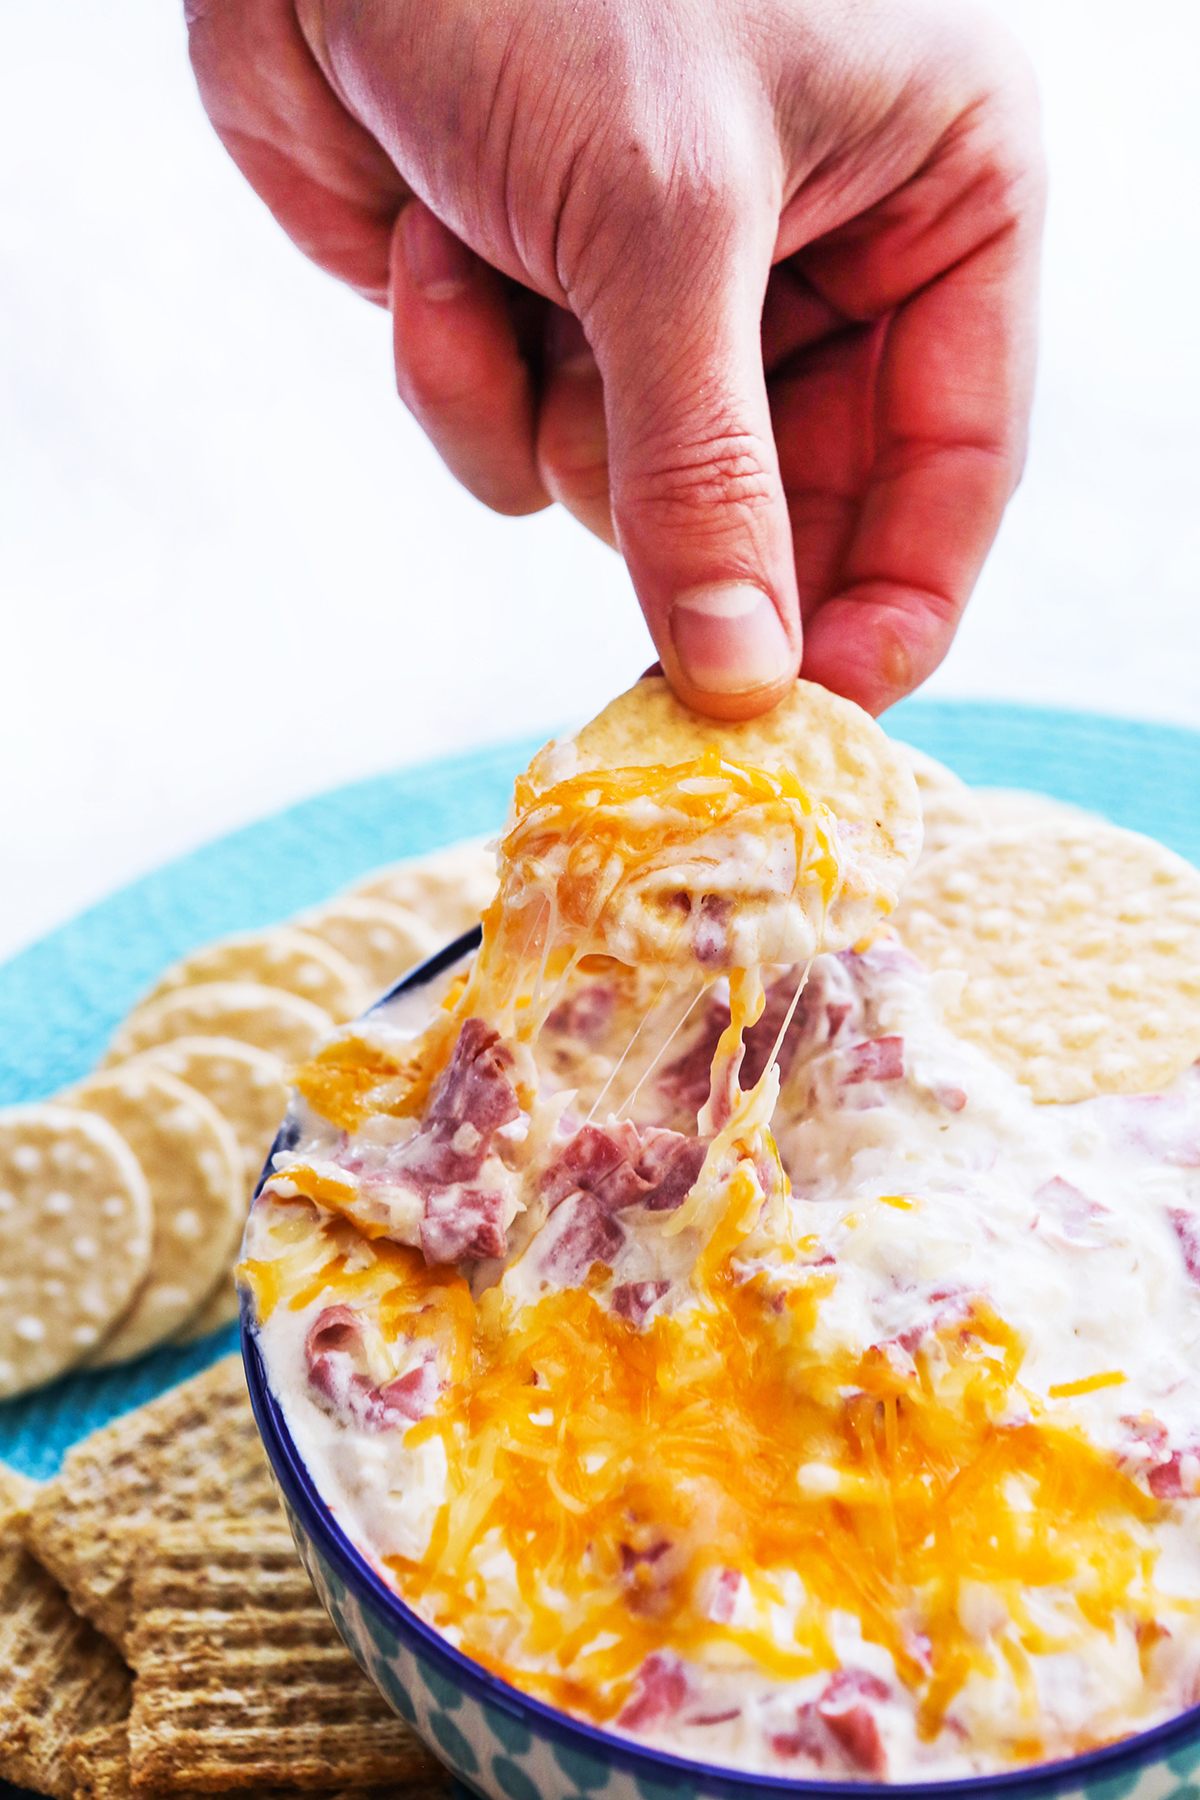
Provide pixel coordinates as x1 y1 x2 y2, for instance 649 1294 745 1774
242 927 1200 1799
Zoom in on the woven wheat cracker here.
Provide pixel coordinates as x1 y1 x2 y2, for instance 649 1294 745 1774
0 1514 131 1799
139 929 366 1025
293 898 439 1001
67 1722 420 1800
0 1461 38 1524
65 1070 244 1362
349 840 497 938
120 1038 287 1200
103 984 333 1069
0 1106 153 1398
23 1356 278 1652
892 819 1200 1102
128 1520 450 1794
66 1723 132 1800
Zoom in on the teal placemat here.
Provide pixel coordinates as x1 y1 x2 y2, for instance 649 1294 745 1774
2 701 1198 1477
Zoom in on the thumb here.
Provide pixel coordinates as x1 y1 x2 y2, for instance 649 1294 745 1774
585 213 800 720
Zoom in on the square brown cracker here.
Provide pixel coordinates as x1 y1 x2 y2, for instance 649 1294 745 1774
0 1458 38 1526
0 1515 132 1799
68 1720 437 1800
22 1356 279 1653
127 1521 451 1795
68 1723 134 1800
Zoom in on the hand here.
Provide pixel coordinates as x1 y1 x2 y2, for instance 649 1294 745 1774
186 0 1043 719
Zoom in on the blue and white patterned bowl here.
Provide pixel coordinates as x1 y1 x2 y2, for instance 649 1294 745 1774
242 932 1200 1800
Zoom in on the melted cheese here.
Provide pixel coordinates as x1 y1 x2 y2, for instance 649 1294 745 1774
243 1186 1175 1749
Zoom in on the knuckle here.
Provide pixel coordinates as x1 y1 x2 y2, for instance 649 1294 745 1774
618 431 778 525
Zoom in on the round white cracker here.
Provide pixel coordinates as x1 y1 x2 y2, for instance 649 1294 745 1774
972 787 1099 834
0 1105 153 1398
101 982 334 1069
118 1037 288 1198
293 897 439 1000
349 839 498 938
173 1271 241 1344
893 741 986 860
63 1068 244 1363
520 676 921 963
137 928 366 1024
892 819 1200 1102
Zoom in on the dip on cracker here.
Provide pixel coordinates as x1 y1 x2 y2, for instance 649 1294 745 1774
243 679 1200 1782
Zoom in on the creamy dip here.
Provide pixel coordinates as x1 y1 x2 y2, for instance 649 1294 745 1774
244 939 1200 1780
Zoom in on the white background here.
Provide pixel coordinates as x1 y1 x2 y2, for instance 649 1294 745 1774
2 0 1198 964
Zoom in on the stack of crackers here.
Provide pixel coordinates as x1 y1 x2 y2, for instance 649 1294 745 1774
0 843 497 1400
0 1357 451 1799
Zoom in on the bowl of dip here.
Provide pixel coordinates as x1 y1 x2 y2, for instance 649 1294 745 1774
242 930 1200 1800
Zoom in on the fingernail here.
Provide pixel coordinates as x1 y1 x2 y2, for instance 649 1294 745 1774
400 203 474 301
670 584 793 695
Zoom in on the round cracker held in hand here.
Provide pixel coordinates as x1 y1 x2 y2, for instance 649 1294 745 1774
137 927 366 1023
102 982 333 1068
519 676 921 967
892 819 1200 1102
64 1068 244 1362
294 897 439 1000
0 1105 152 1398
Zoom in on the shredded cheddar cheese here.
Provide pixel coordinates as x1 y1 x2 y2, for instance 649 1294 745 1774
248 693 1190 1769
242 1190 1172 1752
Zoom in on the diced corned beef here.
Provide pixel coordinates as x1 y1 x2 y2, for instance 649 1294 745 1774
657 1008 727 1120
843 1036 904 1084
385 1018 519 1200
1171 1209 1200 1284
693 895 733 969
428 1017 520 1131
1105 1093 1200 1169
420 1186 507 1264
1033 1176 1110 1246
771 1708 834 1766
820 1702 886 1776
306 1303 363 1359
659 967 848 1122
541 1121 706 1219
707 1567 742 1624
637 1131 708 1211
377 1358 440 1420
895 1286 969 1354
612 1281 669 1325
1125 1414 1200 1499
537 1190 626 1286
541 1121 647 1211
1122 1413 1170 1456
545 983 614 1045
305 1306 441 1432
618 1540 670 1571
935 1084 968 1113
825 1002 853 1040
617 1653 690 1730
821 1668 891 1705
771 1672 889 1776
1148 1454 1198 1499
